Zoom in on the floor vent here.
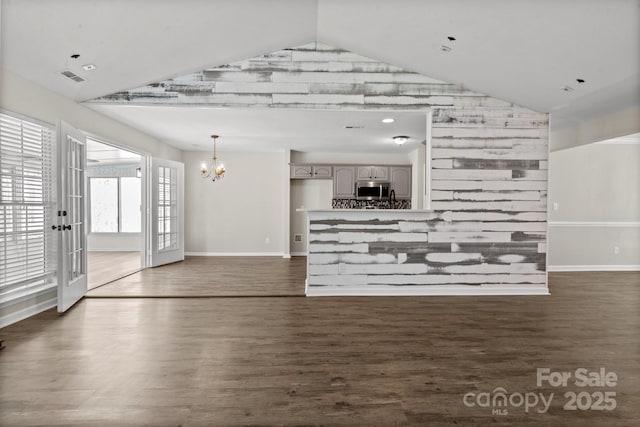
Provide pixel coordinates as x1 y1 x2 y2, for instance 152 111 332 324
61 70 85 83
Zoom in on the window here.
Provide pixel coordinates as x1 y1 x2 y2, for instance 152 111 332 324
0 112 55 302
89 176 141 233
90 178 118 232
157 166 177 251
120 177 141 232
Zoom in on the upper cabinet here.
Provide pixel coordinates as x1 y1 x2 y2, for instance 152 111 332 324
291 163 410 200
312 165 333 178
291 164 313 178
333 166 356 198
356 166 389 181
390 166 412 199
290 164 333 179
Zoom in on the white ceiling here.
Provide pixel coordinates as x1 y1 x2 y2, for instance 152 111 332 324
1 0 638 146
87 138 141 164
316 0 640 129
87 105 427 153
0 0 318 101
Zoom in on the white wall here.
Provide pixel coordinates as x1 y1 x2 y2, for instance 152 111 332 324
551 105 640 152
409 145 426 209
290 179 333 254
183 151 285 255
548 142 640 269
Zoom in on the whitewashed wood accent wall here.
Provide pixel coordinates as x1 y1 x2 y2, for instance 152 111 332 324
92 42 549 293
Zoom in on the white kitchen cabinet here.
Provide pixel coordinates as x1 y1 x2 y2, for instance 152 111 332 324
390 166 412 199
290 164 333 179
312 165 333 178
356 166 389 181
291 164 313 178
333 166 356 198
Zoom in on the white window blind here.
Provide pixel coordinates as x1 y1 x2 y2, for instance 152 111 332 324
0 113 56 302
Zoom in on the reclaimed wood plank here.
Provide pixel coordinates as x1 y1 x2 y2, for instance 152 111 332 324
431 180 548 191
339 253 397 264
366 273 546 285
428 231 512 243
338 232 429 243
309 243 369 253
440 211 547 222
339 263 429 275
214 82 308 94
431 201 547 212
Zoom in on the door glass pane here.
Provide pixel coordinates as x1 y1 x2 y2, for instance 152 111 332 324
120 177 141 232
90 178 118 232
157 166 177 252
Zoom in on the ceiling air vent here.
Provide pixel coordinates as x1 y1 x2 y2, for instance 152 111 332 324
60 70 85 83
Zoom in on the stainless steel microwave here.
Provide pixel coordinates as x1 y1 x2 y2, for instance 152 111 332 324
356 181 390 200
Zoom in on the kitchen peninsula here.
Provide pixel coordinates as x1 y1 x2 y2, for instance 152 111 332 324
304 209 549 297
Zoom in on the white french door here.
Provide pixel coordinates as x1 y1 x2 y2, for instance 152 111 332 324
56 121 88 312
149 157 184 267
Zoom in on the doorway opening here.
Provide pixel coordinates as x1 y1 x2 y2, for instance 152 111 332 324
86 138 143 290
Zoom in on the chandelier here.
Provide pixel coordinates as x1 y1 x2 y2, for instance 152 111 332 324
200 134 226 181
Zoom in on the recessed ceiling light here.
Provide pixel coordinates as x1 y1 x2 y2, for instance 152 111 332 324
70 54 80 59
447 36 456 41
576 78 585 84
82 64 96 71
440 45 452 53
561 86 574 92
393 136 409 145
382 118 395 123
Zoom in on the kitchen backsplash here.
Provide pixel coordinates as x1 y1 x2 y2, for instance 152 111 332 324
332 199 411 210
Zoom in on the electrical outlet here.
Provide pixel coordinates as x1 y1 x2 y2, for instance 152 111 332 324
265 237 270 245
294 234 303 243
553 202 559 211
614 246 620 255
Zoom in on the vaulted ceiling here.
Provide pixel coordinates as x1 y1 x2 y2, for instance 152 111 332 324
1 0 638 132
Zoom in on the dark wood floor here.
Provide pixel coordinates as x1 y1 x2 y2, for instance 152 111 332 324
1 266 638 426
86 256 306 297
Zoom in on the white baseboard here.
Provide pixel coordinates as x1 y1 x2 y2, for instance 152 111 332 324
306 284 550 297
185 252 285 257
282 254 291 259
0 297 56 329
291 252 308 257
548 265 640 272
